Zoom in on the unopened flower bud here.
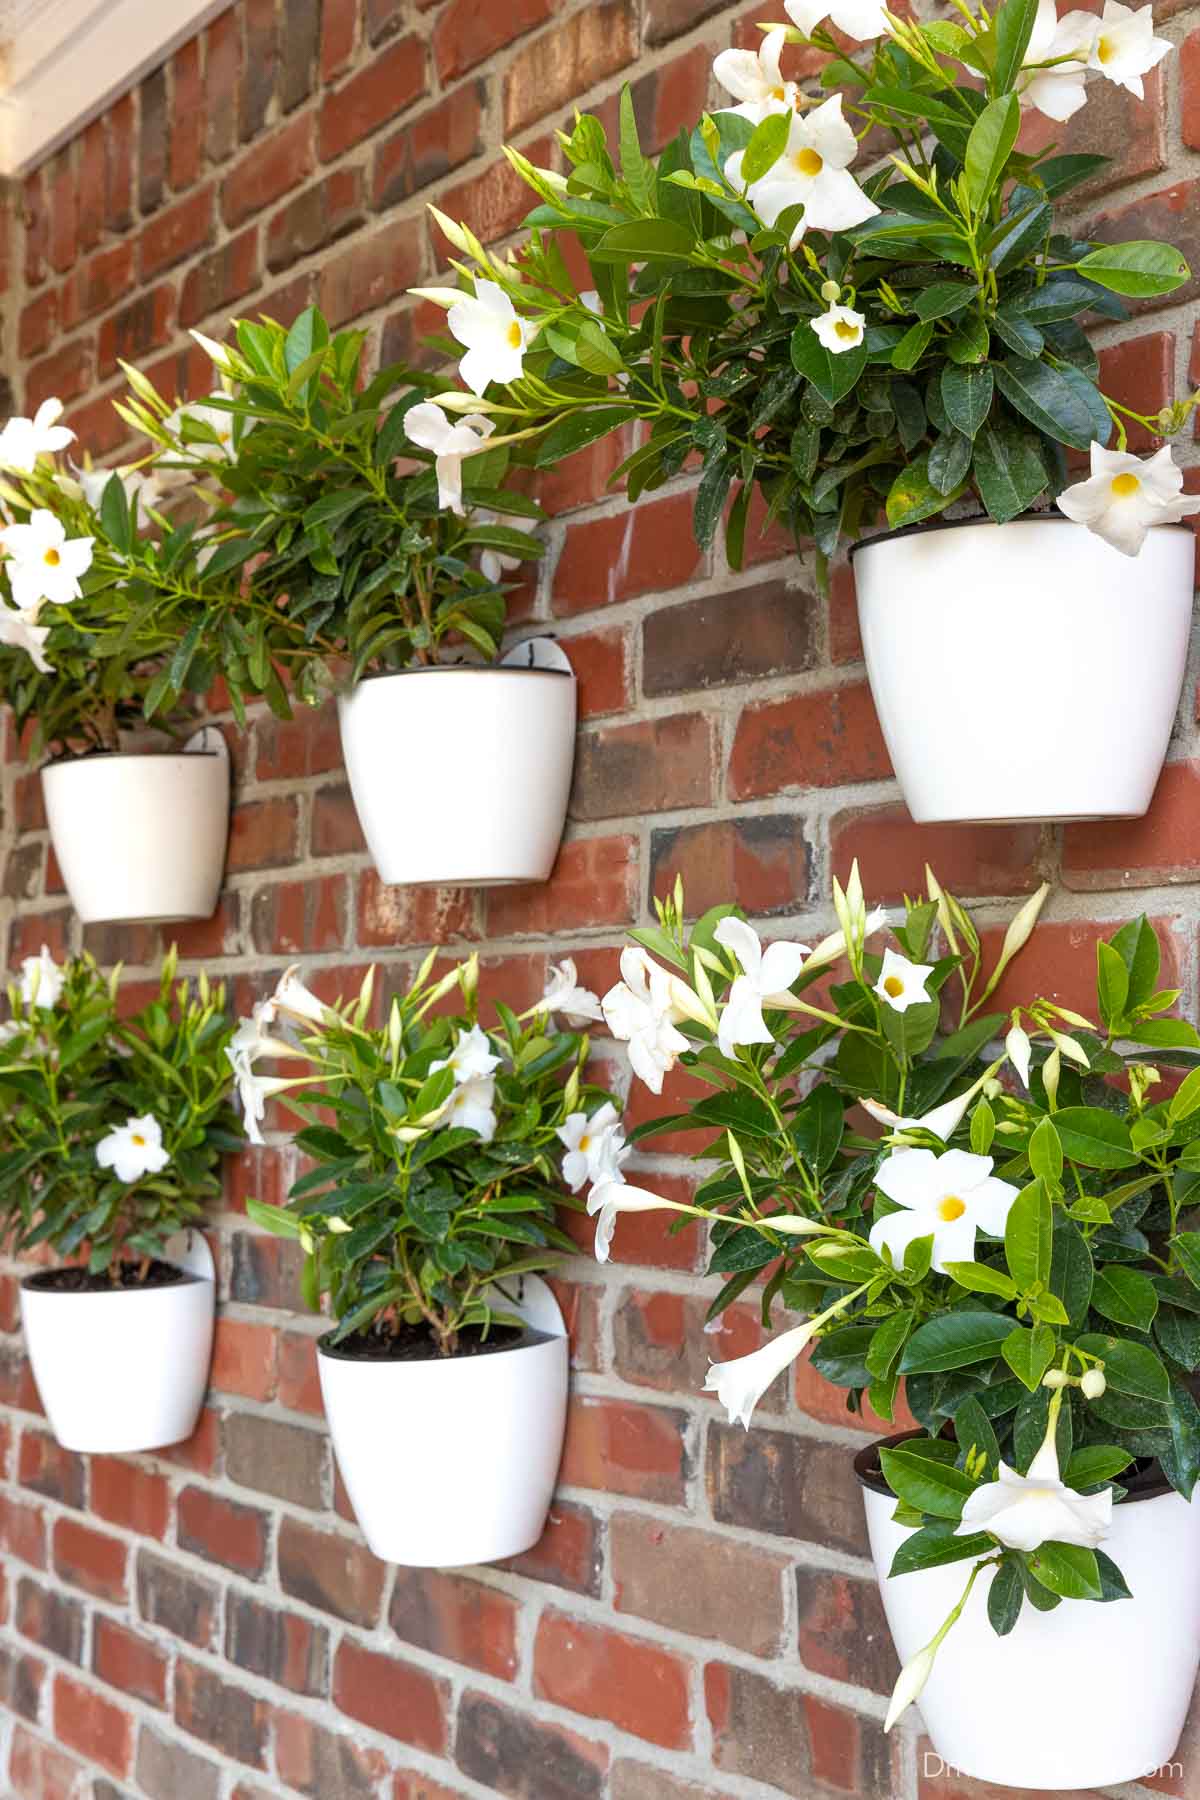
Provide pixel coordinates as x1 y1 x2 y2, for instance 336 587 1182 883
1042 1368 1069 1390
327 1217 351 1235
1081 1368 1107 1399
820 279 841 302
982 1078 1002 1100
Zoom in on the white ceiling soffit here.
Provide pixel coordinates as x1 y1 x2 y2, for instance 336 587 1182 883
0 0 235 177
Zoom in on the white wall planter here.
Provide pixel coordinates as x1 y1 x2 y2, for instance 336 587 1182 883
317 1276 569 1567
20 1232 215 1454
336 644 576 887
853 518 1194 824
858 1435 1200 1790
41 727 230 924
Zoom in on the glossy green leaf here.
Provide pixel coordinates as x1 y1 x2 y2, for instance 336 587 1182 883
899 1310 1012 1374
1076 239 1190 298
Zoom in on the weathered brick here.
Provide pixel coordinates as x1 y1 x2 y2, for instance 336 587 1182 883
53 1517 127 1602
319 36 427 160
136 1551 220 1651
554 492 704 616
18 1428 85 1507
373 84 487 210
500 1501 603 1597
177 1486 268 1577
455 1691 607 1799
9 1724 84 1799
17 1576 83 1663
1063 761 1200 888
170 38 204 191
560 1396 688 1504
535 1611 691 1749
223 115 314 227
135 1726 222 1800
54 1670 134 1778
571 713 717 821
278 1515 387 1625
225 1590 328 1697
831 807 1044 902
795 1566 900 1695
332 1637 450 1750
175 1660 269 1767
92 1615 168 1707
643 576 818 695
180 228 260 328
319 218 426 326
140 66 169 214
389 1568 520 1678
206 10 242 163
282 0 322 110
211 1316 279 1398
613 1514 789 1655
705 1663 897 1797
651 815 813 917
644 0 728 44
707 1423 869 1555
224 1410 327 1508
486 833 638 936
90 1458 169 1539
730 681 891 799
241 0 279 140
505 4 637 134
267 168 364 274
139 186 214 280
0 1644 43 1721
274 1712 389 1798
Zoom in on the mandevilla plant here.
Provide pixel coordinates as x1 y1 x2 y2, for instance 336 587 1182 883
0 946 240 1280
237 954 617 1357
579 867 1200 1724
420 0 1199 575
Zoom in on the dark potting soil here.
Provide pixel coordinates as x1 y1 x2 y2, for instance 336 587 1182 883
320 1319 531 1363
24 1260 188 1294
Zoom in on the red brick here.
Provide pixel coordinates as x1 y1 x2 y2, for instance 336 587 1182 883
18 293 56 359
983 913 1181 1019
561 625 632 720
1184 29 1200 149
321 0 358 79
47 151 76 274
320 218 426 327
560 1396 688 1503
651 815 813 917
500 1501 603 1596
1096 332 1175 453
731 681 891 800
831 806 1044 901
613 1514 789 1655
505 3 638 134
106 95 135 232
180 227 260 328
210 1316 279 1400
53 1671 133 1776
53 1519 127 1602
439 145 550 248
18 1429 84 1507
139 186 214 280
206 9 241 163
278 1330 325 1415
571 714 716 822
373 84 486 210
829 556 863 662
92 1616 167 1707
278 1515 387 1626
251 872 350 955
227 797 300 871
554 491 704 616
171 37 205 190
535 1611 691 1749
795 1566 900 1696
267 167 364 274
178 1487 269 1577
319 36 427 160
389 1568 519 1679
223 115 315 227
97 284 174 376
76 118 106 253
175 1658 269 1767
157 1405 221 1477
310 782 366 856
435 0 559 80
357 870 477 947
255 704 342 780
275 1711 389 1796
332 1637 449 1751
0 1494 47 1568
1063 761 1200 887
27 337 92 411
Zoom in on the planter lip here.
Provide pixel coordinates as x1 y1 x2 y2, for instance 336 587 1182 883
316 1323 557 1365
853 1425 1175 1505
21 1267 210 1296
344 661 572 689
848 512 1194 560
42 748 222 772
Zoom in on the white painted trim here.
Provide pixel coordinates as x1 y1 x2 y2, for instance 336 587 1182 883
0 0 236 177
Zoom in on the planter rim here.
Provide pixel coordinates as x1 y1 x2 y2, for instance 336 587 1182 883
21 1268 209 1295
317 1324 554 1364
847 512 1194 560
853 1426 1175 1505
346 662 571 689
42 749 222 771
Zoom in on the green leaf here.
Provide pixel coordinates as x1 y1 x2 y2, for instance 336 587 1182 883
245 1197 303 1239
885 451 958 529
99 472 132 553
899 1310 1012 1374
994 0 1041 89
953 1394 1000 1472
948 316 991 364
1005 1178 1052 1290
790 319 868 405
965 95 1020 208
928 429 971 495
1172 1231 1200 1289
942 1260 1017 1300
1050 1106 1137 1169
866 1308 914 1379
879 1444 978 1519
987 1558 1024 1635
1027 1118 1063 1186
1091 1266 1159 1332
941 364 994 439
891 319 935 371
993 359 1097 451
1002 1322 1056 1391
972 417 1048 522
1025 1542 1102 1600
1076 1332 1169 1401
1063 1445 1133 1489
618 86 655 212
1076 239 1190 298
592 218 695 263
741 109 792 184
1097 939 1131 1029
533 406 632 467
912 283 974 322
889 1522 995 1575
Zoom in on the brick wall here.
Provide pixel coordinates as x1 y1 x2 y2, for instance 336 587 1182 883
0 1 1199 1796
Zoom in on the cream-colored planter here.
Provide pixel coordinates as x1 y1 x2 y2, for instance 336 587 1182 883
853 518 1194 824
41 728 230 923
318 1276 569 1567
336 646 576 887
857 1435 1200 1790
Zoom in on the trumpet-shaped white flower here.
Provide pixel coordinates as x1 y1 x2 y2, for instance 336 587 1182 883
806 905 890 970
0 510 94 617
1006 1023 1033 1088
447 280 534 396
432 1024 502 1085
96 1113 170 1183
272 966 328 1029
1018 0 1092 119
884 1641 939 1734
713 28 799 122
861 1090 974 1143
448 1073 497 1141
162 397 237 462
542 959 604 1024
870 1147 1019 1274
74 462 161 520
404 402 495 516
811 302 865 354
0 399 75 474
0 604 53 672
557 1102 629 1192
785 0 890 41
704 1319 818 1429
234 1069 301 1147
713 915 810 1059
1057 442 1200 557
1081 0 1171 96
874 947 934 1014
957 1419 1113 1552
20 945 63 1010
475 510 525 584
587 1177 693 1263
726 95 879 248
602 948 705 1095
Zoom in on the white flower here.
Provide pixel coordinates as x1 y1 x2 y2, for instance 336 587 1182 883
785 0 890 40
0 510 94 617
1057 442 1200 557
271 966 328 1029
726 95 879 248
557 1102 629 1192
713 916 810 1059
20 946 63 1010
579 289 603 315
233 1069 298 1147
1081 0 1171 95
162 397 236 462
446 280 534 396
957 1421 1113 1552
870 1147 1019 1274
74 462 161 520
404 402 496 516
1018 0 1092 119
226 990 311 1145
542 959 604 1025
884 1642 938 1734
432 1024 502 1085
704 1320 818 1429
874 948 934 1013
1006 1023 1033 1088
0 604 53 673
475 509 525 584
806 905 890 971
861 1090 974 1143
602 948 705 1095
713 28 799 123
587 1177 694 1263
811 303 866 354
1081 1368 1107 1398
0 399 75 474
447 1073 497 1141
96 1113 170 1183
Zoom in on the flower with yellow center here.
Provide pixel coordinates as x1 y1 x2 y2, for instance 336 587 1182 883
0 509 94 619
446 279 535 397
96 1113 171 1184
712 28 798 123
1078 0 1171 96
404 402 496 516
785 0 889 41
557 1102 629 1192
1017 0 1093 119
1057 441 1200 556
956 1407 1113 1552
869 1147 1019 1273
0 398 75 475
724 94 879 249
811 302 866 355
873 947 934 1015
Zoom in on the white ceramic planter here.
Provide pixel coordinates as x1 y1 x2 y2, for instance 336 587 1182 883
853 517 1194 824
317 1276 569 1567
20 1233 215 1454
336 647 576 887
858 1436 1200 1790
41 728 230 924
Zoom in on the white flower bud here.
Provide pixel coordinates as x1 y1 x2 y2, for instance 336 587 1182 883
1042 1368 1069 1389
820 279 841 302
1081 1369 1107 1399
